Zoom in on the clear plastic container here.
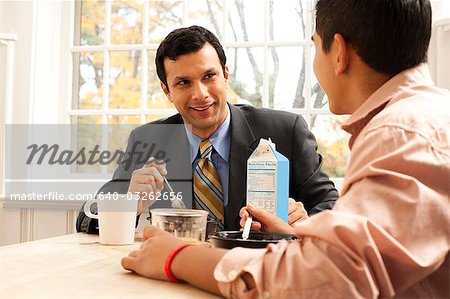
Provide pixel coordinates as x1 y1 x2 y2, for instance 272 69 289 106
150 209 208 242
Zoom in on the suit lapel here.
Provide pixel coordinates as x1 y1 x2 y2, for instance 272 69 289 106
164 115 193 208
226 104 257 230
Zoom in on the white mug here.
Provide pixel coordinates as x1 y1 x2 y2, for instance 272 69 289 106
84 193 138 245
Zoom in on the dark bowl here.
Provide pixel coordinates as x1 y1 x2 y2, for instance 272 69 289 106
209 231 297 249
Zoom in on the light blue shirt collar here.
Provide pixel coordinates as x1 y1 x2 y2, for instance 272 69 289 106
185 105 231 163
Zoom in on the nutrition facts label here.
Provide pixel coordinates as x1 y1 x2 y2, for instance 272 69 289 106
247 161 278 216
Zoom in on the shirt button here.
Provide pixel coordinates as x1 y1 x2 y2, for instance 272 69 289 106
263 291 271 298
228 270 238 280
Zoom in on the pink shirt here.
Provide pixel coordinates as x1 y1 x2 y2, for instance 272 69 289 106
214 64 450 298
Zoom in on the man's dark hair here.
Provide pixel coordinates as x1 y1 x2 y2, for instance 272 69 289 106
155 25 227 90
315 0 432 76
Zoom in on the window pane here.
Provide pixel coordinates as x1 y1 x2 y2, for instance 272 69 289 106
310 46 328 110
269 46 306 109
185 0 224 39
149 0 183 43
146 114 174 123
76 0 105 46
226 0 265 42
147 50 171 108
71 115 103 124
227 47 264 107
73 52 104 110
109 50 142 109
311 85 328 109
271 0 307 41
107 115 141 124
106 122 139 172
71 117 104 174
310 115 349 178
111 0 144 44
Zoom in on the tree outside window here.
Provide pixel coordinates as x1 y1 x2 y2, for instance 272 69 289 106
71 0 349 177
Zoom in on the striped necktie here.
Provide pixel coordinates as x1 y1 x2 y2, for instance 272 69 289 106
193 139 224 229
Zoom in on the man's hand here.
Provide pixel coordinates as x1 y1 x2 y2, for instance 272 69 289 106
128 157 167 215
288 198 309 225
121 226 184 281
239 198 308 234
239 204 296 235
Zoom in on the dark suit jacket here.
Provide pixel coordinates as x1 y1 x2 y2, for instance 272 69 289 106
77 104 338 232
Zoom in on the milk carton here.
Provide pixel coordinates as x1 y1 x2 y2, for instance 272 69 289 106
246 138 289 222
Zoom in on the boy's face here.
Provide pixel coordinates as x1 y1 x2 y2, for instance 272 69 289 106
161 43 229 139
312 31 346 114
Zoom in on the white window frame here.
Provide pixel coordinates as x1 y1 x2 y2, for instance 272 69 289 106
69 0 337 121
68 1 344 186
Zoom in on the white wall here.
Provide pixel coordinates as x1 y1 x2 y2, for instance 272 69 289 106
0 1 8 32
429 12 450 91
0 0 71 125
431 19 450 88
1 1 35 124
0 1 74 246
431 0 450 21
30 1 72 124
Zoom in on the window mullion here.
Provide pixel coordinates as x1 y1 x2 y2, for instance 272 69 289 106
182 1 187 26
305 0 313 126
69 1 80 120
141 0 150 124
224 41 306 48
103 0 112 124
101 0 112 175
262 0 269 108
222 0 228 44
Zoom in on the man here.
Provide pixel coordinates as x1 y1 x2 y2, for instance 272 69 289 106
121 0 450 298
76 26 338 232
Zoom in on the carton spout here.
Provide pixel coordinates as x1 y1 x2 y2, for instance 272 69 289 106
268 137 276 150
246 138 289 222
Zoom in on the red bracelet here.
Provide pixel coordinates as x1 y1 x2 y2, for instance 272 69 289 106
164 244 192 283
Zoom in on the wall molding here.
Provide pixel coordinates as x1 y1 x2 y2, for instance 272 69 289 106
1 197 81 244
20 208 34 242
1 197 84 210
1 32 18 196
66 210 78 234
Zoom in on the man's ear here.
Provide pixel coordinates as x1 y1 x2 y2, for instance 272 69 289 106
160 82 172 101
333 33 349 75
224 66 229 80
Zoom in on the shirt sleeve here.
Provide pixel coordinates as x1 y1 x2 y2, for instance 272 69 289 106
214 125 450 298
214 211 448 298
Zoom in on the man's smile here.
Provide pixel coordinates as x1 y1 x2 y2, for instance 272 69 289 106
191 103 214 112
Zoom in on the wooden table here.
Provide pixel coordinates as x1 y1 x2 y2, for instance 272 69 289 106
0 234 221 298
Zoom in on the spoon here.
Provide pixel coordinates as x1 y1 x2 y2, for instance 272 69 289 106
145 158 186 209
164 176 186 209
242 216 252 240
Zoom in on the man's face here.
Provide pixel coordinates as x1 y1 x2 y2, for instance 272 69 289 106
312 31 345 114
161 43 229 139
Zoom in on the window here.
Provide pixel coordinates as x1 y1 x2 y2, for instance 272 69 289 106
71 0 349 178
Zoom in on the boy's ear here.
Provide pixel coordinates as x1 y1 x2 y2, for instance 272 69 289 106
334 33 349 75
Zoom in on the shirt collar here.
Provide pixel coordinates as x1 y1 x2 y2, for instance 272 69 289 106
185 105 231 163
342 64 433 147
